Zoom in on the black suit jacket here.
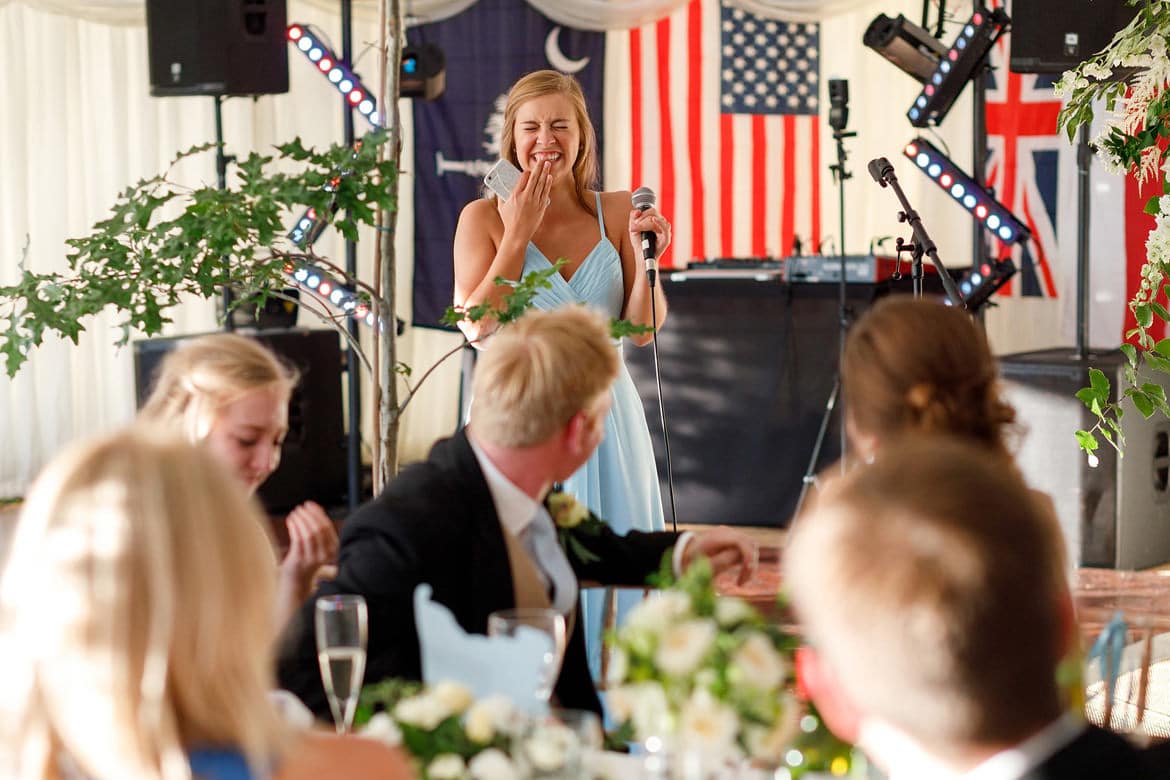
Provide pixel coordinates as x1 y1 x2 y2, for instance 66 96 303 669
1019 724 1160 780
276 429 678 717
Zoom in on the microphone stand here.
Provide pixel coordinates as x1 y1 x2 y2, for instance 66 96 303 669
868 159 965 307
794 113 855 517
639 218 679 533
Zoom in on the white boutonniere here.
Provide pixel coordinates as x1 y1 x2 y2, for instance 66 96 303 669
546 485 607 564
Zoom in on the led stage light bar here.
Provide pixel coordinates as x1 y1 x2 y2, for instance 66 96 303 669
907 6 1008 127
903 137 1031 245
955 258 1016 311
283 261 378 329
287 24 380 128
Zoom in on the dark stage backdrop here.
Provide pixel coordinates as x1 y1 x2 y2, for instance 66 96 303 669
624 275 933 528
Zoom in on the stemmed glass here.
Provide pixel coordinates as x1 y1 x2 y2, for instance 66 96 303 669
315 594 368 733
487 607 567 704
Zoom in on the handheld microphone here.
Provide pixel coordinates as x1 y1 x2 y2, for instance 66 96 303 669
867 157 895 187
631 186 658 286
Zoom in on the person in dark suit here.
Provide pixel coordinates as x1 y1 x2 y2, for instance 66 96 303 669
785 435 1158 780
276 305 757 717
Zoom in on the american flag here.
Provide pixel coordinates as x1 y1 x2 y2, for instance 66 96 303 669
606 0 822 268
984 35 1063 298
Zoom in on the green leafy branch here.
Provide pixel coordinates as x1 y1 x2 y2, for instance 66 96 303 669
0 132 396 377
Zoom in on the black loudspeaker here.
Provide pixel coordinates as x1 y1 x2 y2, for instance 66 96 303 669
624 276 934 528
133 329 347 514
999 349 1170 569
1009 0 1139 74
145 0 289 96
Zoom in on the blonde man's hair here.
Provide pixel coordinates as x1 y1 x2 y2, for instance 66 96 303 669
785 435 1068 749
0 427 288 780
139 333 297 442
842 296 1017 456
471 306 619 447
500 69 599 216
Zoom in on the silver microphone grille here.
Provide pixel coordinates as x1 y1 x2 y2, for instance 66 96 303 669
631 186 656 212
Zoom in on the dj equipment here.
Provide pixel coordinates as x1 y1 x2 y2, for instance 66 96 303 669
682 255 934 284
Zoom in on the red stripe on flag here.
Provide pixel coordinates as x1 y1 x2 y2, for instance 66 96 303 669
781 115 796 259
687 0 705 261
1124 173 1161 341
720 114 734 258
752 115 766 256
656 20 677 267
629 29 644 192
1020 196 1056 297
810 120 821 250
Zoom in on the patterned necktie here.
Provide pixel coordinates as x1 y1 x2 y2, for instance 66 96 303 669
522 506 578 614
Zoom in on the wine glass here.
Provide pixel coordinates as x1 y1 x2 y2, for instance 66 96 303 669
487 607 567 704
315 594 368 733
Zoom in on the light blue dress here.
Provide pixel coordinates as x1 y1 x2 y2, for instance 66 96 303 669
522 192 666 677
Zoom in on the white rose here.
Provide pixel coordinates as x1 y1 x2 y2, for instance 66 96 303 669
625 590 692 635
730 632 786 692
654 619 717 677
714 596 755 627
605 646 629 687
744 694 801 764
432 681 474 715
678 690 739 757
465 696 516 743
360 712 402 747
523 723 575 771
633 683 673 739
607 682 672 738
394 692 451 730
427 754 468 780
468 748 520 780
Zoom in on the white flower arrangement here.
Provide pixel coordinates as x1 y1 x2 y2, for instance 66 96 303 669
1056 1 1170 456
604 559 802 767
357 679 592 780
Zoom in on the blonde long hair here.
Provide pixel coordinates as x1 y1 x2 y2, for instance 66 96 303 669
0 427 288 779
500 69 599 216
139 333 297 442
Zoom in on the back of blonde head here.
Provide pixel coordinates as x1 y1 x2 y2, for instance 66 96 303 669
842 296 1016 455
0 427 286 780
139 333 296 442
785 435 1068 749
471 305 619 447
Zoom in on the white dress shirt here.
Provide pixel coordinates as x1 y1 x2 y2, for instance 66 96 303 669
470 439 578 613
860 713 1085 780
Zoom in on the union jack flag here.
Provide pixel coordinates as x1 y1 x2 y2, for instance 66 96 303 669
605 0 822 267
984 34 1063 298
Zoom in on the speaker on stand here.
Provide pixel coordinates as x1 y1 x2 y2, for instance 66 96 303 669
144 0 289 97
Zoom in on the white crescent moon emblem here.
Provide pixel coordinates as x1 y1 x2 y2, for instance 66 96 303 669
545 27 590 74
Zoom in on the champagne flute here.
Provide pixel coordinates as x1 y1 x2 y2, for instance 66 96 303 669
487 607 567 704
315 594 368 733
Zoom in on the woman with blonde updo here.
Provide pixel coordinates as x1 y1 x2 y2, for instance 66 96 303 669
139 333 338 630
0 428 410 780
841 295 1018 461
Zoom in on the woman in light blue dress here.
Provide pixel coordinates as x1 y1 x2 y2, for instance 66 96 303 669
453 70 670 678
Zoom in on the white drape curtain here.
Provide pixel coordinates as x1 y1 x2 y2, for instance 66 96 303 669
0 0 883 28
0 0 460 496
0 0 1046 497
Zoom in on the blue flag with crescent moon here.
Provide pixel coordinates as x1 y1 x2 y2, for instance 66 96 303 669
409 0 605 328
